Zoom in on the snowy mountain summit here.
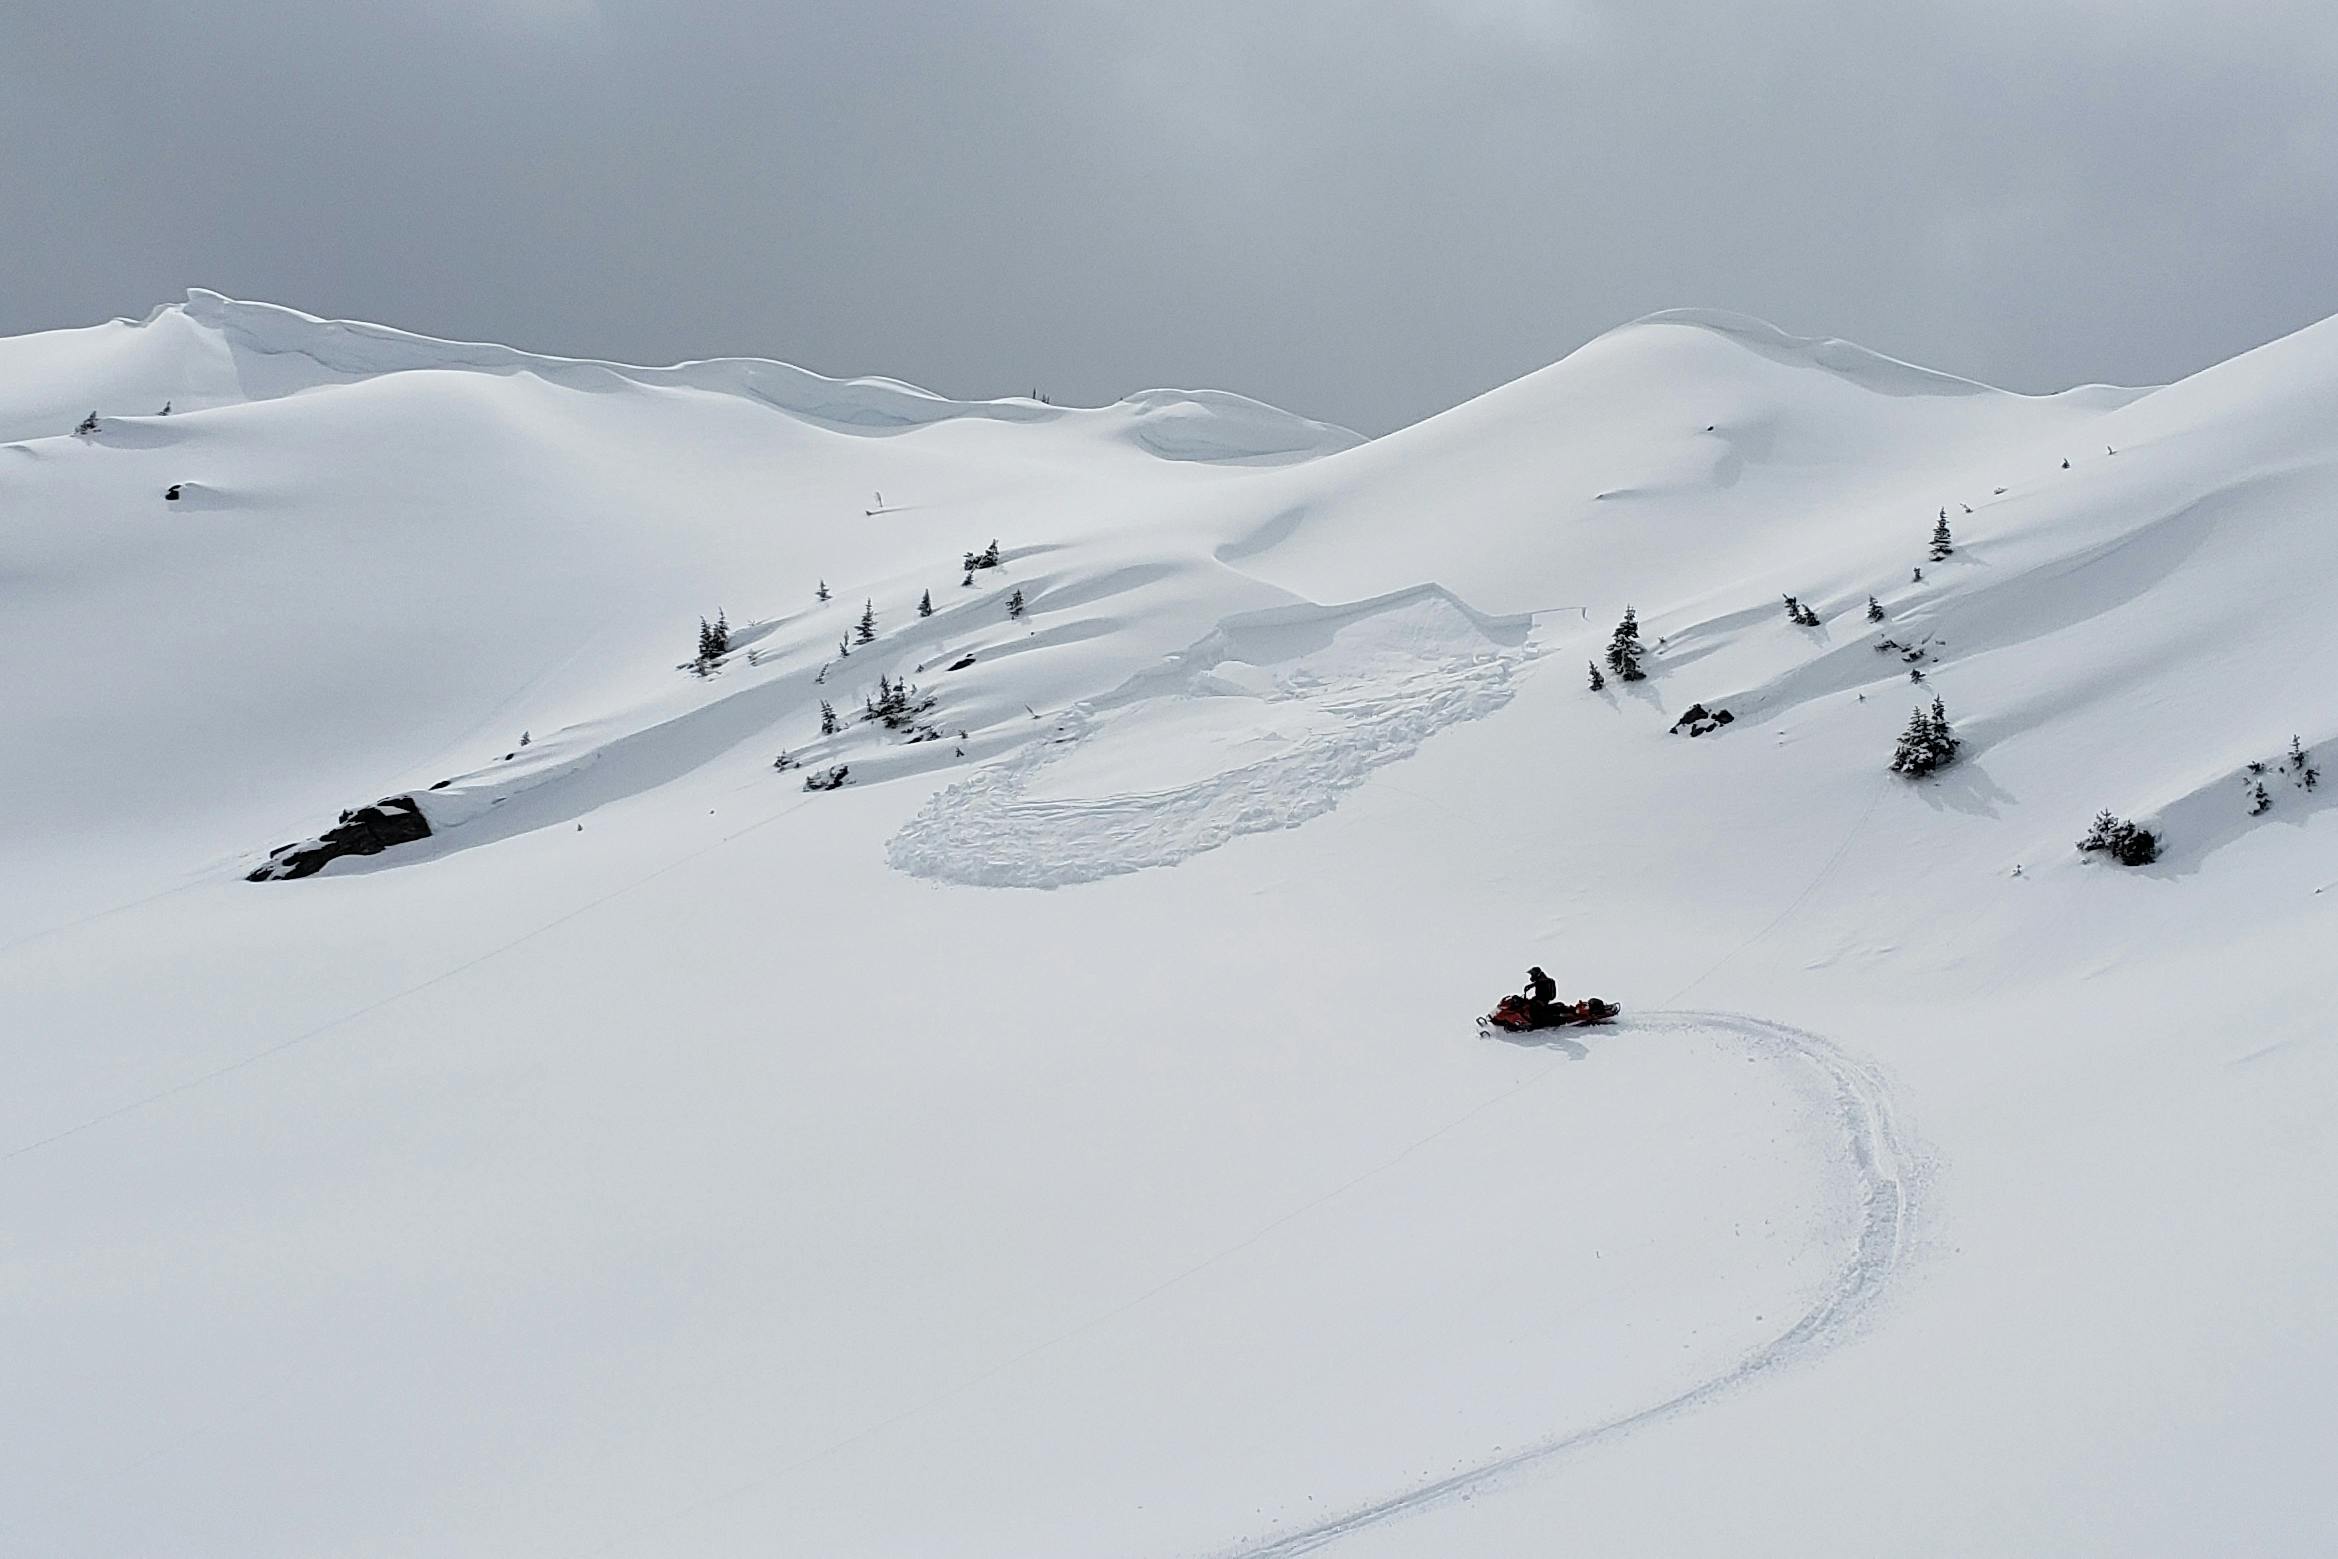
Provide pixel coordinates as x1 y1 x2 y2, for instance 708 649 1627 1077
5 295 2334 1556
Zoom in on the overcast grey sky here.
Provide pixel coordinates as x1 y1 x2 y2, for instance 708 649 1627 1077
7 0 2336 433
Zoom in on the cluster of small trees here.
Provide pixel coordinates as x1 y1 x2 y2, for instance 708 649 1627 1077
863 673 936 732
2079 811 2160 866
1889 696 1960 777
2242 736 2319 815
963 539 1002 585
688 611 731 675
1782 594 1821 627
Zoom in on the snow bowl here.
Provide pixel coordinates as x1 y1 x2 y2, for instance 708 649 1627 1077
886 587 1536 888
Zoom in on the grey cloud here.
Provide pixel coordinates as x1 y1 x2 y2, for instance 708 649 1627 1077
5 0 2335 432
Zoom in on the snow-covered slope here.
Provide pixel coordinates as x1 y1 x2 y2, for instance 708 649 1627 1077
3 295 2334 1558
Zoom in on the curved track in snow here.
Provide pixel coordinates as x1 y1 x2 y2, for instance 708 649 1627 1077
1219 1011 1916 1558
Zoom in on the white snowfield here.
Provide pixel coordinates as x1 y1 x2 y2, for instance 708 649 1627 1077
3 293 2334 1557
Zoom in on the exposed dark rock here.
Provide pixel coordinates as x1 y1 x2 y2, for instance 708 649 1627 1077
247 795 431 881
1670 702 1735 738
947 654 977 671
163 484 182 501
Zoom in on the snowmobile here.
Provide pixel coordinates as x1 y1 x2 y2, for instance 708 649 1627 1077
1477 994 1622 1034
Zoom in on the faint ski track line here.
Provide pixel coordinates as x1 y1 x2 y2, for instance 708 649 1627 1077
574 1031 1611 1558
1662 767 1892 1007
578 1013 1913 1559
1217 1011 1915 1558
0 799 816 1165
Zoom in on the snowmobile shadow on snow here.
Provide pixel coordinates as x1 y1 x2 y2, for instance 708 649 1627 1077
1481 1027 1591 1060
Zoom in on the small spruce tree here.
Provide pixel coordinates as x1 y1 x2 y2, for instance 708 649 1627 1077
918 589 934 618
1930 510 1954 561
819 700 839 736
2250 780 2273 815
1006 587 1027 620
1867 595 1886 623
75 411 99 435
1587 659 1606 692
1604 607 1646 682
816 580 831 602
857 599 877 644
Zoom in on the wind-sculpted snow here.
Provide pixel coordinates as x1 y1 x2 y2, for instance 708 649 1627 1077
150 292 1354 454
887 588 1532 887
1224 1012 1917 1558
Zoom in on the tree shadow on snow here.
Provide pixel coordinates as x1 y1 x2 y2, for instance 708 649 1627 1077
1914 756 2018 819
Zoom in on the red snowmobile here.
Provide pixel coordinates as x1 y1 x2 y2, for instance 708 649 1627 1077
1478 994 1622 1034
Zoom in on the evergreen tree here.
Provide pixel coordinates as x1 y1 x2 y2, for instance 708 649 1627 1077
857 599 877 644
1930 510 1954 561
1782 594 1803 623
982 539 1001 568
1604 607 1646 681
1006 587 1027 620
1867 595 1886 623
74 411 98 435
2250 781 2273 815
837 634 851 658
2079 810 2160 865
1912 566 1924 583
1587 660 1605 692
819 700 839 736
695 613 731 665
1890 708 1937 775
918 589 934 618
816 580 831 602
1890 696 1960 776
962 568 975 588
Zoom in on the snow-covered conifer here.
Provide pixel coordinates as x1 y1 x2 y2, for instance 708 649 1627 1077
1604 607 1646 682
1006 587 1027 620
857 600 877 644
819 700 839 736
1931 511 1954 561
918 589 934 618
1867 595 1886 623
1587 660 1605 692
2079 811 2160 865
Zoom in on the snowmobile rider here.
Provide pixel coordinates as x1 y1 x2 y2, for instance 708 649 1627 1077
1523 966 1558 1025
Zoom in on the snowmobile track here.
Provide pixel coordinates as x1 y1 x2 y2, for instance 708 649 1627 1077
1218 1010 1916 1557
